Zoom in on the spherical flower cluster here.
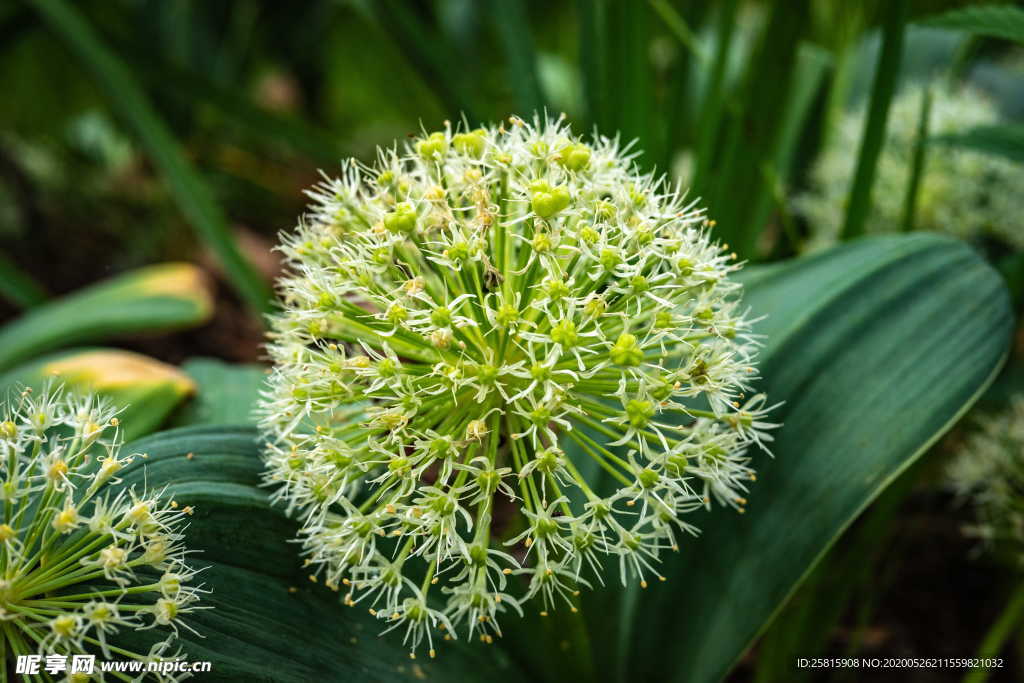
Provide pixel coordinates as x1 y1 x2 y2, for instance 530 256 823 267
795 86 1024 250
947 395 1024 565
260 114 775 656
0 386 205 679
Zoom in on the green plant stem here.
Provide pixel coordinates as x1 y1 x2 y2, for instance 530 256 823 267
963 579 1024 683
692 0 738 196
901 87 931 231
27 0 272 314
841 0 907 240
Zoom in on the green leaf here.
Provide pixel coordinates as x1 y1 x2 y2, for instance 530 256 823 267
172 357 266 427
0 348 195 441
490 0 547 114
368 1 480 122
841 0 908 240
114 426 528 682
901 87 932 231
577 0 608 130
919 4 1024 45
577 234 1012 683
932 124 1024 164
27 0 272 314
0 263 212 373
0 250 47 309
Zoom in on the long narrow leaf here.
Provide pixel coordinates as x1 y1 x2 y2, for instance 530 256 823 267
920 4 1024 45
490 0 547 114
0 263 211 372
932 124 1024 164
841 0 908 240
577 0 607 130
368 0 480 121
901 87 932 231
27 0 272 314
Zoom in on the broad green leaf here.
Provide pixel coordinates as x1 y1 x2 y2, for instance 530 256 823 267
932 124 1024 165
550 235 1011 683
920 4 1024 45
27 0 272 314
0 348 195 441
172 357 266 427
0 263 212 373
113 426 528 682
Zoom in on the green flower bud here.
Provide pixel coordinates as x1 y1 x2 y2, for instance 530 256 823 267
416 131 448 159
384 203 418 234
610 333 644 366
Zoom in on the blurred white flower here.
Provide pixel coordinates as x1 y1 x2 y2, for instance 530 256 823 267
947 395 1024 564
795 86 1024 250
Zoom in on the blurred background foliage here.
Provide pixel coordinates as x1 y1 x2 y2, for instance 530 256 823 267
1 0 1024 681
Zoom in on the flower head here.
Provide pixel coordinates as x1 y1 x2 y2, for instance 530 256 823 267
260 114 775 654
0 386 205 677
795 86 1024 250
947 395 1024 564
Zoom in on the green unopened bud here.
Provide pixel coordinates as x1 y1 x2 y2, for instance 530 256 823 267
610 333 644 366
625 399 655 429
416 132 448 159
495 304 519 328
530 181 571 218
558 143 591 171
453 129 487 157
550 320 578 347
384 203 418 234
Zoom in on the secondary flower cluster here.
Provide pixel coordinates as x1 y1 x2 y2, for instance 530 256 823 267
947 395 1024 565
260 114 774 656
0 387 204 679
795 86 1024 250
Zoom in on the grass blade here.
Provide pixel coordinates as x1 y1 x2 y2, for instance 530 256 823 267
27 0 272 314
841 0 908 240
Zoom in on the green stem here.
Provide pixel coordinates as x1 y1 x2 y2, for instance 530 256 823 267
963 579 1024 683
840 0 907 239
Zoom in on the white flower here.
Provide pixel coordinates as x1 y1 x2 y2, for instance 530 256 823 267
0 385 206 679
795 85 1024 250
947 395 1024 564
259 113 775 655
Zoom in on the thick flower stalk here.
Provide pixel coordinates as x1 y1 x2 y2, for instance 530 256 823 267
947 395 1024 565
0 386 204 679
795 86 1024 250
260 115 775 656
